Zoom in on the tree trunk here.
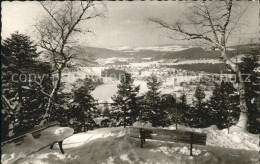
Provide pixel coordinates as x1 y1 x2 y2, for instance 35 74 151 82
220 49 248 132
40 70 62 125
232 72 248 132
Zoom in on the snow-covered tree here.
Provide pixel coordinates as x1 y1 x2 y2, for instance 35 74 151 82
194 84 206 110
142 73 167 127
187 84 207 127
69 78 99 132
208 82 240 129
2 32 52 135
161 94 176 126
177 93 190 125
112 73 141 126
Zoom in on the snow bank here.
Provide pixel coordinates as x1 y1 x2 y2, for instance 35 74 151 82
150 146 203 156
39 127 74 143
133 121 152 127
206 128 259 151
20 127 202 164
1 127 74 164
2 134 40 164
15 127 258 164
166 125 259 151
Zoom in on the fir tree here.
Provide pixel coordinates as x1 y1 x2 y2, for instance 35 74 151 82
208 82 240 129
111 73 141 126
177 93 190 125
161 94 176 127
2 32 52 134
2 31 39 105
69 78 99 132
194 84 206 108
190 84 207 127
143 73 166 127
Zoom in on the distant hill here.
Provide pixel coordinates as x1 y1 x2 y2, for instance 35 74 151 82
157 44 254 60
158 47 221 59
74 44 255 61
77 46 126 59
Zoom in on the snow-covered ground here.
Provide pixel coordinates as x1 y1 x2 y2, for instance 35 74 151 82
2 127 74 164
2 126 258 164
166 125 259 151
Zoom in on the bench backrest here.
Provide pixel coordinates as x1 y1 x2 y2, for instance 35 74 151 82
1 121 60 146
129 126 207 145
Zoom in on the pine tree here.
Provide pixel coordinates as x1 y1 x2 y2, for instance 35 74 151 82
142 73 166 127
194 84 206 107
111 73 141 126
177 93 190 125
2 32 52 134
208 82 240 129
161 94 176 127
2 31 39 104
69 77 99 132
190 84 207 127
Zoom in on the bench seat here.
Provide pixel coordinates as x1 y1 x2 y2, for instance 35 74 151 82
128 126 207 156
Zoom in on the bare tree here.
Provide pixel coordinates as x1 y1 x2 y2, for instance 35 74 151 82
35 1 106 125
148 0 252 131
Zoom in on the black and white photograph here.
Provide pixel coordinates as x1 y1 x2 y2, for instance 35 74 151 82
1 0 259 163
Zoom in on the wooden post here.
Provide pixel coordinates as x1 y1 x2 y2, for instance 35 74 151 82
190 133 193 156
58 141 64 154
140 129 144 148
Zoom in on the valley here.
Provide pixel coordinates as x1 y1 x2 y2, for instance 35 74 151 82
61 44 251 104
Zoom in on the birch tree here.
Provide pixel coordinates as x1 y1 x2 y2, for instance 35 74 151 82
149 0 251 131
35 1 106 125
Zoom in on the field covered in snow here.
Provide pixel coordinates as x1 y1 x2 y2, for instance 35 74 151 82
2 126 258 164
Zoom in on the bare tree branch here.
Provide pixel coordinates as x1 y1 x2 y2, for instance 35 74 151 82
34 1 107 125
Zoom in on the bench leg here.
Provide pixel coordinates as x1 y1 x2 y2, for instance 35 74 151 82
140 129 146 148
58 141 64 154
141 137 145 148
141 138 144 148
50 143 54 149
190 133 193 156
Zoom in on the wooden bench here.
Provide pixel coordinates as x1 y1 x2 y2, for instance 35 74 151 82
128 126 207 156
1 121 68 154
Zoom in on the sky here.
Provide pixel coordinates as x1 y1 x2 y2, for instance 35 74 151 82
1 1 259 49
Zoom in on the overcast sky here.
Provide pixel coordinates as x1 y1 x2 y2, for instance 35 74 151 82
1 1 259 48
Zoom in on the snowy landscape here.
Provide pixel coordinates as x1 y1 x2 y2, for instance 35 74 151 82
1 1 259 164
2 125 259 163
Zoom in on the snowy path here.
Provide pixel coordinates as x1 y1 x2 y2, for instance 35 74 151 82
4 127 258 164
